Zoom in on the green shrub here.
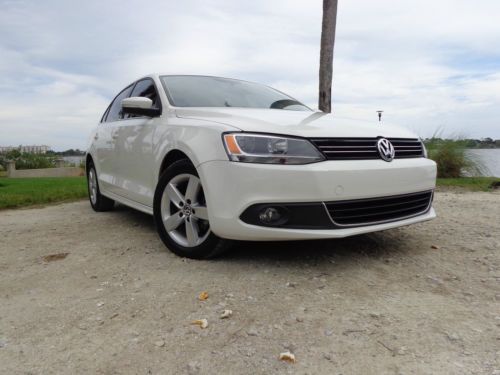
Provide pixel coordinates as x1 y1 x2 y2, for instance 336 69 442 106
0 152 56 170
425 137 487 178
15 153 56 170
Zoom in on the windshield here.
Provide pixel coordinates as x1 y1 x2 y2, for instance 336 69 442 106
161 75 310 111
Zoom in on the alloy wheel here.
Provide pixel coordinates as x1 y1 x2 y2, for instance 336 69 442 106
88 168 98 205
160 173 211 247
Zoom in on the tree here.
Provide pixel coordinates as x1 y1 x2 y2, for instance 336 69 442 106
318 0 339 113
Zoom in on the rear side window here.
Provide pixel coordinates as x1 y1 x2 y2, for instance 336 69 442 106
106 84 133 122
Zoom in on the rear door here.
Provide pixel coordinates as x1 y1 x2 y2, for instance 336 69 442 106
111 78 162 206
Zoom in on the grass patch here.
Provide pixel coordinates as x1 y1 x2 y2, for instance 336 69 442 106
436 177 500 192
0 177 87 210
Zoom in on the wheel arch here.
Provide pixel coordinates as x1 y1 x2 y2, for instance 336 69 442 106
158 149 193 179
85 153 94 173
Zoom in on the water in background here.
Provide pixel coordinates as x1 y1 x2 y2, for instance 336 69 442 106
62 156 85 166
467 149 500 177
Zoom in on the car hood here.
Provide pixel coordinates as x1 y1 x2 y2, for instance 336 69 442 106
175 108 417 138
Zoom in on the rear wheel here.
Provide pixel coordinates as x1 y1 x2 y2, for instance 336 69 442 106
154 159 229 259
87 161 114 212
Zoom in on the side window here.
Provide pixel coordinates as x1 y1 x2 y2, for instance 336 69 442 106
106 84 133 122
128 79 160 118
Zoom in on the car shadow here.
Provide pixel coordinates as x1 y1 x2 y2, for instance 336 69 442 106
113 204 414 265
113 203 157 229
225 232 408 263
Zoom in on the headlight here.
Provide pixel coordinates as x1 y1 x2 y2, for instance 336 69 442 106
223 133 325 164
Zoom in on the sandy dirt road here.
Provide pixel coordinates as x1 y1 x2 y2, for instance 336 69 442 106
0 191 499 374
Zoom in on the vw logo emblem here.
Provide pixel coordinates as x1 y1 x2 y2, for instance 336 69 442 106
376 138 395 162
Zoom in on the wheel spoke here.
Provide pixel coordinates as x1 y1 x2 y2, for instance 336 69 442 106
185 176 200 203
164 212 184 231
192 206 208 220
166 183 185 208
185 219 200 246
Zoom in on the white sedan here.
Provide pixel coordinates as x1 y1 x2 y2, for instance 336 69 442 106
86 74 436 259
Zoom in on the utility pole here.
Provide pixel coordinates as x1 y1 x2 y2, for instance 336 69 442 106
318 0 339 113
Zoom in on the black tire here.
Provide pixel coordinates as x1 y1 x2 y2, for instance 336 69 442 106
87 161 115 212
153 159 229 259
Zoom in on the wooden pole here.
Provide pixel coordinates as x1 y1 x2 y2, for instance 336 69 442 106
318 0 338 113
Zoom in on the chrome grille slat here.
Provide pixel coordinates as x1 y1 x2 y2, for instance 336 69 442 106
332 196 430 212
332 203 430 220
323 150 378 153
310 137 424 160
325 191 433 227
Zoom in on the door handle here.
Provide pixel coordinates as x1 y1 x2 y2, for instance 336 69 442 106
94 134 99 141
112 134 119 139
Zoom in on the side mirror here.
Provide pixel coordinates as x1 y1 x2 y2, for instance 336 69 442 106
122 97 161 117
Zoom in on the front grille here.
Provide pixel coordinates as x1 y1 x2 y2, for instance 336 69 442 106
325 191 433 227
309 138 424 160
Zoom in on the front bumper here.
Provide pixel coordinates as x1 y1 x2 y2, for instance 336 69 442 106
197 158 437 241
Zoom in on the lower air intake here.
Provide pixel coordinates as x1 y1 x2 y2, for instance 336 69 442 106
325 191 433 227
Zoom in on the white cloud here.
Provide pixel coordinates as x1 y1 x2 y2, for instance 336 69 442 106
0 0 499 150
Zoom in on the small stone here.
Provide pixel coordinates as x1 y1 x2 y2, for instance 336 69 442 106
426 275 443 285
286 282 297 288
187 361 200 374
323 353 332 361
154 340 165 347
296 317 304 323
431 244 439 249
396 346 408 355
324 329 333 336
279 351 296 363
220 309 233 319
446 332 460 342
369 312 381 319
198 291 209 301
191 319 208 329
247 328 258 336
97 302 105 307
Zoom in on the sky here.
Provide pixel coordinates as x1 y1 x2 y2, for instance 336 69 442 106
1 0 499 150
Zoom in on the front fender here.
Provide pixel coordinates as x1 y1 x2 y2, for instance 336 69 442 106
153 116 237 181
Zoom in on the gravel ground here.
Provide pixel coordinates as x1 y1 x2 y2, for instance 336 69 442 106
0 191 499 374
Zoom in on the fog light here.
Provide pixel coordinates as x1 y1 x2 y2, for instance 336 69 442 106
259 207 281 224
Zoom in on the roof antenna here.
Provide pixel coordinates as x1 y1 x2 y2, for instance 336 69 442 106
377 110 383 123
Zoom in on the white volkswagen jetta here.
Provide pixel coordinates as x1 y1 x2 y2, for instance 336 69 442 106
86 74 436 259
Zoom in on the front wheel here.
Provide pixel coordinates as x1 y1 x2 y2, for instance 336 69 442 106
153 159 229 259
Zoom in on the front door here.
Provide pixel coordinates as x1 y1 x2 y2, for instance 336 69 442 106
111 79 162 207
